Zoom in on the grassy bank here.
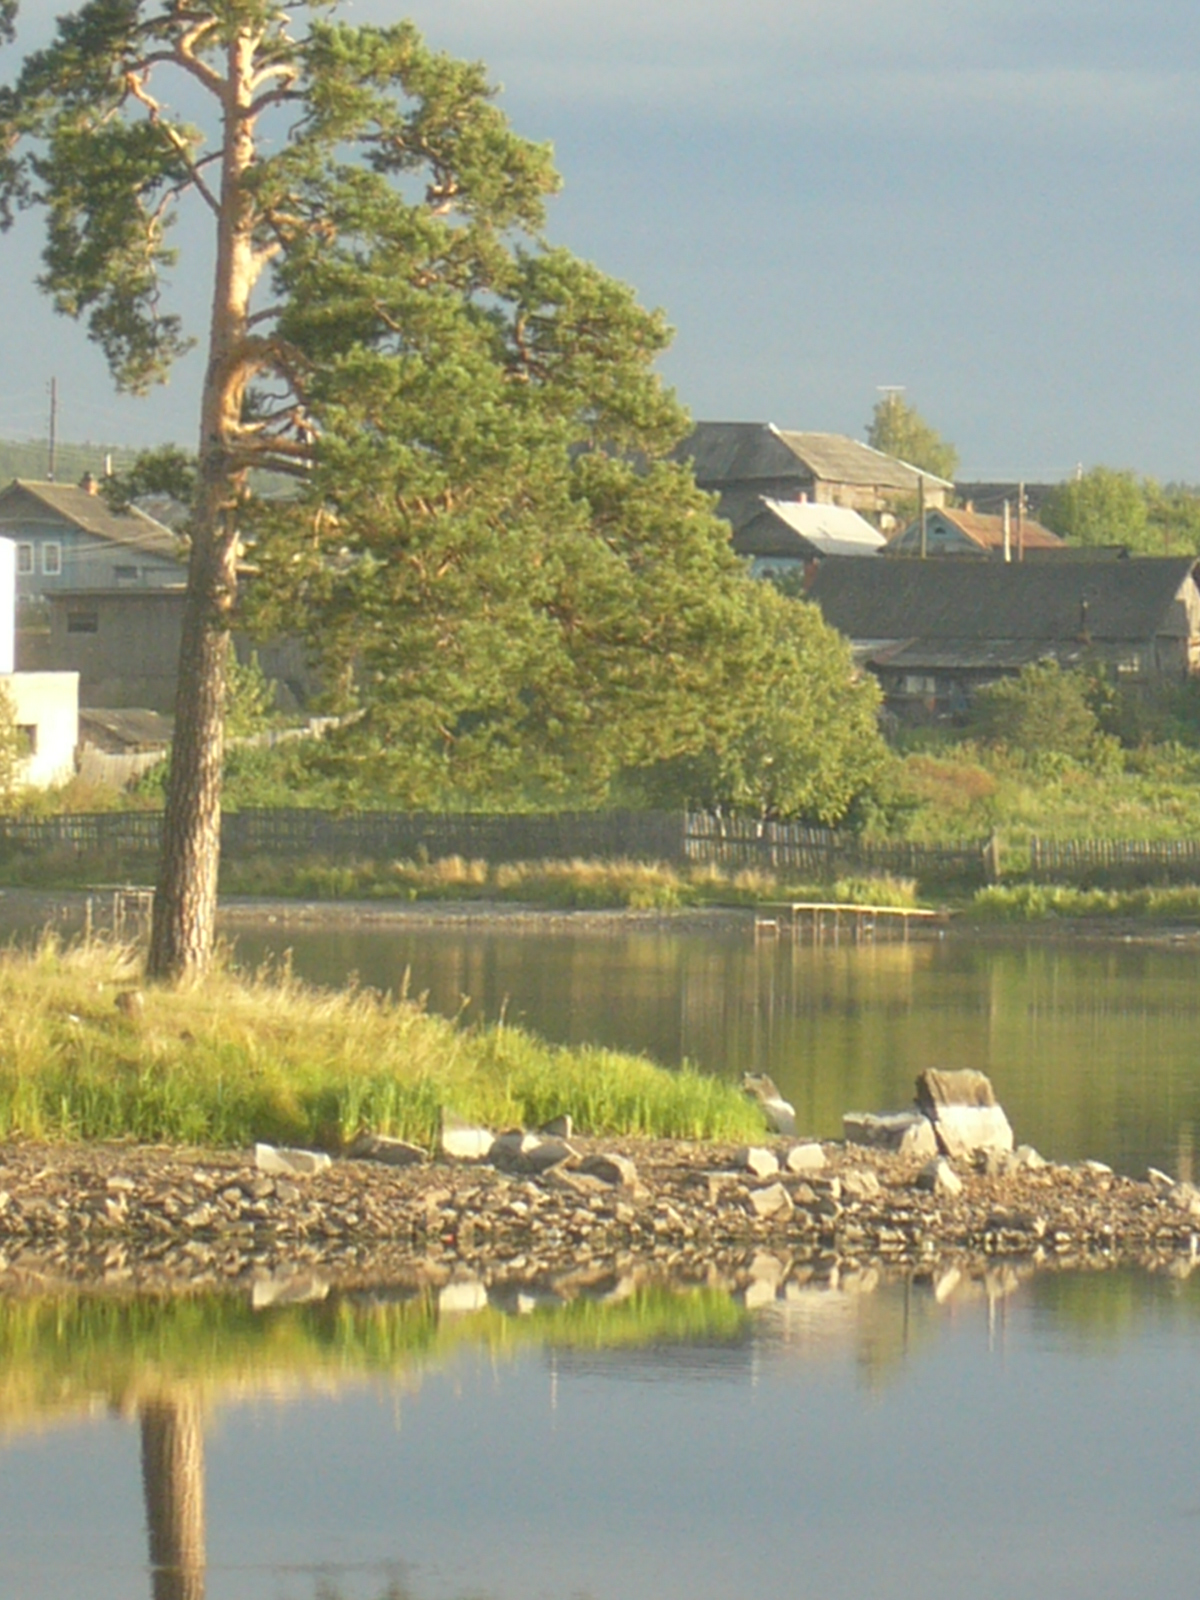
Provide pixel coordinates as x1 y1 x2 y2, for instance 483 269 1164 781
0 938 765 1149
968 883 1200 923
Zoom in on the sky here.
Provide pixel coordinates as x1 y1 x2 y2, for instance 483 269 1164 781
3 0 1200 480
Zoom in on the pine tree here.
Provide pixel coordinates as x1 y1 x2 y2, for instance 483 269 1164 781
1 2 559 974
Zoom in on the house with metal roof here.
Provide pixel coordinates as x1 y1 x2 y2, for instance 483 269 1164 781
0 478 184 600
807 555 1200 718
884 505 1064 558
734 498 885 576
675 422 953 531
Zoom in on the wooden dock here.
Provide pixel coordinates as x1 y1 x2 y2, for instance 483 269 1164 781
753 900 948 943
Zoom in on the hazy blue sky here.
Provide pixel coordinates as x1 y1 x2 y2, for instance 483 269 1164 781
3 0 1200 479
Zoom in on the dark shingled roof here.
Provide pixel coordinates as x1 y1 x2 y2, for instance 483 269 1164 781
808 556 1200 643
676 423 952 492
0 480 182 563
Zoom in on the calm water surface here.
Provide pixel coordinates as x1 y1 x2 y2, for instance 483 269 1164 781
1 1272 1198 1600
224 919 1200 1178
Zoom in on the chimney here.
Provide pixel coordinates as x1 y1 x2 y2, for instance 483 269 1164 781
80 471 98 496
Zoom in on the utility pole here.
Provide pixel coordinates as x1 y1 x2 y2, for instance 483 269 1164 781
918 474 927 559
1003 500 1011 562
1017 480 1025 562
47 376 57 482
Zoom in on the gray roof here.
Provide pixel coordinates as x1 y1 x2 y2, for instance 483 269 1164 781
808 556 1200 644
0 480 182 563
677 423 952 492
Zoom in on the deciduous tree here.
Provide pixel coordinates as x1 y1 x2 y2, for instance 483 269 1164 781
866 393 958 481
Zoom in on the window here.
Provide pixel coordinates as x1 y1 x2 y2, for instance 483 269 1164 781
113 564 139 585
903 674 937 696
16 725 37 757
41 541 62 576
67 609 99 635
16 543 34 575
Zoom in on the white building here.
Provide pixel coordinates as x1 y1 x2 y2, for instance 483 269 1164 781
1 536 79 788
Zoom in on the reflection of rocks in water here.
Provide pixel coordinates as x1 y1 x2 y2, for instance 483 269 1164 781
140 1391 205 1600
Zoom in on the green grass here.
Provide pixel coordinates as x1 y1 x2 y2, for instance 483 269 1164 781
971 882 1200 923
0 937 767 1148
886 740 1200 844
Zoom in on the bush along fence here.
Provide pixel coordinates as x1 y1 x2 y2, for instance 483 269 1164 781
0 808 994 887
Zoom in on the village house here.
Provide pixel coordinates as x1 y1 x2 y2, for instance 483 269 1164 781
675 422 952 535
884 505 1064 559
732 498 884 576
0 477 183 602
807 555 1200 718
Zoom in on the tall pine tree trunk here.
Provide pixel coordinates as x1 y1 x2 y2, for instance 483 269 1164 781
140 1393 207 1600
148 31 258 980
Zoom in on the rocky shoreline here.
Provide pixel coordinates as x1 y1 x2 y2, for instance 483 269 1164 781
0 1132 1196 1302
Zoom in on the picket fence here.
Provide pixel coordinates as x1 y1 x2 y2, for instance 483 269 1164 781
4 808 1200 886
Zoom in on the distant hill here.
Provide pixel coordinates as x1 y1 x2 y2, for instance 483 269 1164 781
0 437 141 486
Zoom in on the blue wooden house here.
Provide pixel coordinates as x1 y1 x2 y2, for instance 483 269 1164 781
0 478 183 600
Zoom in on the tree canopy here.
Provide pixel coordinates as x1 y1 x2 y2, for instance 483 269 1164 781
1041 466 1200 555
866 393 958 481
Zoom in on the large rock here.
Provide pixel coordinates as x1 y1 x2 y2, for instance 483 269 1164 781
735 1146 780 1179
915 1070 1013 1161
440 1113 495 1162
489 1130 577 1175
743 1073 797 1136
578 1151 639 1188
347 1132 427 1167
785 1143 828 1174
748 1182 794 1221
254 1143 331 1177
844 1111 937 1159
839 1168 883 1202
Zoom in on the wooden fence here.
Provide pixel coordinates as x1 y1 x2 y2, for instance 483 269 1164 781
1028 836 1200 885
683 815 991 885
0 809 689 865
5 808 1200 886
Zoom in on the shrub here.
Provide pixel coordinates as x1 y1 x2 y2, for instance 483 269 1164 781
970 662 1101 762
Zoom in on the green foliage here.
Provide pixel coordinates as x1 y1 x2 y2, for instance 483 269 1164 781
0 937 767 1146
224 650 277 740
972 882 1200 923
970 662 1102 762
0 682 23 802
865 393 958 480
1040 467 1151 549
622 589 887 822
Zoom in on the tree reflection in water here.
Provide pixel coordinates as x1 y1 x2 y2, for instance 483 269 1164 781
141 1392 206 1600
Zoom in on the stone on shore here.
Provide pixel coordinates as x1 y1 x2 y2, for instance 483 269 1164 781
844 1111 937 1159
1168 1181 1200 1218
578 1152 639 1188
785 1143 828 1174
742 1073 797 1136
915 1069 1014 1161
489 1131 577 1175
735 1146 780 1179
254 1143 332 1177
539 1115 573 1139
748 1182 794 1220
840 1168 883 1202
917 1156 964 1197
440 1114 495 1162
347 1133 427 1167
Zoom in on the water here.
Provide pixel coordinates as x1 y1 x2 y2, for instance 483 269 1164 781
1 1272 1198 1600
3 901 1200 1593
222 917 1200 1178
